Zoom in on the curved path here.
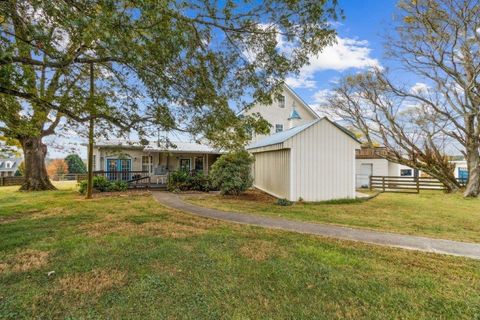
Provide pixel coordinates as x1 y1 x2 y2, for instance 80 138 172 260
152 192 480 260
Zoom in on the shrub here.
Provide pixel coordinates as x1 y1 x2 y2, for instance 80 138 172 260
276 198 293 206
167 170 211 192
78 176 127 194
210 150 253 195
167 170 191 192
109 180 128 192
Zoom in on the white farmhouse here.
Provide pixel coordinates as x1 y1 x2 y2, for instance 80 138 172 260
89 83 361 201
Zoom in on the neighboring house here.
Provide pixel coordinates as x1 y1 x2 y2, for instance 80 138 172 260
355 147 418 188
91 140 222 183
0 158 22 177
247 118 361 202
241 83 320 143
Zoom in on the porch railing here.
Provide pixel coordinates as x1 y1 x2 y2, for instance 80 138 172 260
92 170 150 182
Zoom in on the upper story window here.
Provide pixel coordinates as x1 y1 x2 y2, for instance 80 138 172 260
400 169 412 176
275 124 284 133
278 95 285 108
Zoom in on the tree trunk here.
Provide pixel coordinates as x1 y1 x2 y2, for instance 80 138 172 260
464 146 480 197
19 136 56 191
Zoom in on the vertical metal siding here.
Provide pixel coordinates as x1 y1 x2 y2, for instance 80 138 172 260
287 120 358 201
252 149 290 199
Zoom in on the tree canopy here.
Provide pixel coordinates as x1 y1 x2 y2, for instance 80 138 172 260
0 0 341 190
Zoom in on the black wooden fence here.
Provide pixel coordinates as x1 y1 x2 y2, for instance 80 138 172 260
0 176 25 186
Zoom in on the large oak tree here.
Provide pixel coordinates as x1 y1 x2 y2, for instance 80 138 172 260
0 0 340 190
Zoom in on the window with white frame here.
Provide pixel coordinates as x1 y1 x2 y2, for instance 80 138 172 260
142 155 153 173
278 95 285 108
92 155 96 171
275 124 283 133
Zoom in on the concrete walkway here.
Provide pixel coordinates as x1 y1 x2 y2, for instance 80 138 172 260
152 192 480 260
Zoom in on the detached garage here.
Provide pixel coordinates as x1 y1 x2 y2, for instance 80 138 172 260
247 118 360 202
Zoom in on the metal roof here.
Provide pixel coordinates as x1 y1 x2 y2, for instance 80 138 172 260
94 140 221 154
247 118 360 150
143 141 222 154
247 120 320 149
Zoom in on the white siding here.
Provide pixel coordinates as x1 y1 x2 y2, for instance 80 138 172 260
285 120 359 201
243 86 317 143
252 149 290 199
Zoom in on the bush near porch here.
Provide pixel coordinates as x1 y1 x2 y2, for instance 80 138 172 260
167 170 211 192
209 150 254 195
78 176 128 194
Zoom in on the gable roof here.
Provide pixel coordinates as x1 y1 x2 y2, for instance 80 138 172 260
237 83 319 119
0 158 22 172
247 120 320 149
247 117 360 150
282 83 319 119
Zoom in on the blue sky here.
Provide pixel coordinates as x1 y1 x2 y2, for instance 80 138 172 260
289 0 400 108
47 0 403 158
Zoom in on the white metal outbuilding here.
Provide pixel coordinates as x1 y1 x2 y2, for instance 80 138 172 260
247 118 361 202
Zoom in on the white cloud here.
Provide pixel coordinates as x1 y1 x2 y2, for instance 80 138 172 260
286 36 380 88
312 89 334 106
311 89 336 117
285 76 317 89
410 82 429 94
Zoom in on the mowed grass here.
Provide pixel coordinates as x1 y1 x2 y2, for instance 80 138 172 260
186 190 480 243
1 184 480 319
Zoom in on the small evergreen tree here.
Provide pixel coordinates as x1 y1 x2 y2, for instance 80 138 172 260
14 161 24 176
65 154 87 174
210 151 253 195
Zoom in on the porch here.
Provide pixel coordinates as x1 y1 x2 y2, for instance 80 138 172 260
92 150 221 189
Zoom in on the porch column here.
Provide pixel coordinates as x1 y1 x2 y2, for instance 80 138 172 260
205 154 209 174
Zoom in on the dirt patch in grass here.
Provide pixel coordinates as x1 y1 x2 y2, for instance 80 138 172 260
91 191 152 198
239 240 282 261
222 189 276 203
0 249 50 273
55 269 126 295
83 219 209 239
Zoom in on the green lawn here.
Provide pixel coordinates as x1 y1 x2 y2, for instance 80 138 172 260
1 184 480 319
186 190 480 243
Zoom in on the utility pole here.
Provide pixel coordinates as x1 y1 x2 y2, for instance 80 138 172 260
86 63 95 199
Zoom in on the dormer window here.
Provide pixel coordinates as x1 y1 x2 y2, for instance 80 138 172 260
278 95 285 108
275 124 284 133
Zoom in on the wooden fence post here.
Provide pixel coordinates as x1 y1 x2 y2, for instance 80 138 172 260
369 176 372 191
416 177 420 193
382 176 385 192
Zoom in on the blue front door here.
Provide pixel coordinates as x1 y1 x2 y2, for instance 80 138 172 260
106 159 131 180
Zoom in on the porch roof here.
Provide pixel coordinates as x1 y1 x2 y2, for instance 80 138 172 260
94 139 222 154
143 141 222 154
